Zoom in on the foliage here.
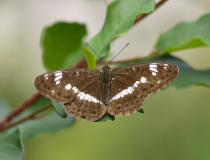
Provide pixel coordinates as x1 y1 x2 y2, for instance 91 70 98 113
155 13 210 53
41 22 87 71
0 129 24 160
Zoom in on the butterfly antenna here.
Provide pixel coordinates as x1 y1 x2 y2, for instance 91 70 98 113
85 41 101 60
107 42 130 66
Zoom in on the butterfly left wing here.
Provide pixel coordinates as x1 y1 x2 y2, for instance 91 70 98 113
34 68 101 104
34 68 107 121
108 62 179 116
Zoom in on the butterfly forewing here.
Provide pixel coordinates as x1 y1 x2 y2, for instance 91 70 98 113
34 68 101 104
108 63 178 116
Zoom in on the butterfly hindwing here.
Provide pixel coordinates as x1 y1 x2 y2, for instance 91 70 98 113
34 68 101 104
64 80 106 121
108 62 178 116
108 78 144 116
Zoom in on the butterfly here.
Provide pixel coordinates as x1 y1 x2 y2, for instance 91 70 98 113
34 62 179 121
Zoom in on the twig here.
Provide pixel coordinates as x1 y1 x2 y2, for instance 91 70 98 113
0 92 42 130
134 0 168 25
0 103 52 132
0 0 168 132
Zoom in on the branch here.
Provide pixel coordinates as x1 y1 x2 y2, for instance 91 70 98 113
134 0 168 25
0 92 42 131
0 103 52 132
0 0 168 132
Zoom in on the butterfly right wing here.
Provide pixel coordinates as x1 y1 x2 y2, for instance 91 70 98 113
108 63 178 116
108 76 144 116
34 68 101 104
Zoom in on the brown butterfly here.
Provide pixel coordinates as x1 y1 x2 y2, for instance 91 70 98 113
34 61 178 121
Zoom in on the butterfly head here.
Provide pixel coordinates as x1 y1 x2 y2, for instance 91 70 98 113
102 65 110 70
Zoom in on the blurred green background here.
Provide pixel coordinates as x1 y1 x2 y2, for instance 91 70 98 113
1 0 210 159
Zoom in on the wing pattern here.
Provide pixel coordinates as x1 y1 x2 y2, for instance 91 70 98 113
64 80 106 121
34 62 179 121
34 68 106 121
34 68 100 103
107 63 179 116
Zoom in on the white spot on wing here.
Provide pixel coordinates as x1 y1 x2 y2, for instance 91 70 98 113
76 71 79 77
54 71 63 81
77 92 83 97
44 74 48 77
150 64 158 72
132 66 135 72
120 93 124 97
80 92 85 99
164 64 168 66
133 81 140 87
150 67 158 72
55 76 62 81
150 64 157 68
127 88 132 94
77 91 102 104
140 77 147 83
85 94 91 100
110 86 135 101
65 84 72 90
56 80 60 85
164 67 167 69
54 72 62 76
72 87 78 93
91 97 98 103
115 94 120 100
51 90 55 93
128 87 134 91
121 90 128 96
152 72 157 76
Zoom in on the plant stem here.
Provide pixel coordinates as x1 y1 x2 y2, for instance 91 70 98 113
0 92 42 131
0 103 52 132
0 0 168 132
134 0 168 25
97 49 160 66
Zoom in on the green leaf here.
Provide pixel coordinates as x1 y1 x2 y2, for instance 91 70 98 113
81 45 96 69
13 97 75 140
94 113 115 122
52 101 67 118
140 55 210 88
0 129 24 160
138 108 144 113
41 22 87 71
155 13 210 53
88 0 155 58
